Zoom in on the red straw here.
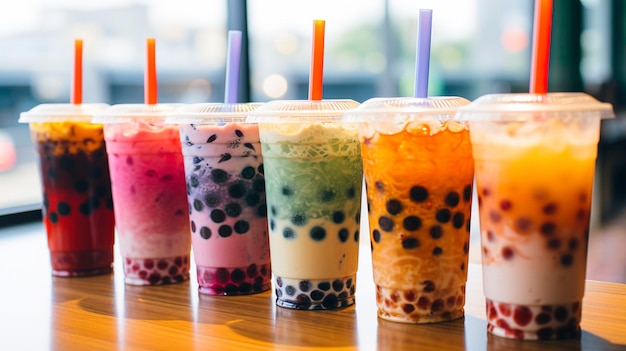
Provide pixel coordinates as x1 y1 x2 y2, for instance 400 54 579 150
145 38 158 104
308 20 325 101
71 39 83 104
529 0 553 94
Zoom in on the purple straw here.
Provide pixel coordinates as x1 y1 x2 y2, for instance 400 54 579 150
414 9 433 98
225 30 242 104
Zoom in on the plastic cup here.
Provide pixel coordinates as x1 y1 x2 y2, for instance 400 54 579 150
164 102 272 295
247 99 362 310
343 96 474 323
93 104 191 286
19 103 115 277
456 93 614 340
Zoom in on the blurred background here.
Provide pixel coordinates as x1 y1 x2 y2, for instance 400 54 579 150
0 0 624 241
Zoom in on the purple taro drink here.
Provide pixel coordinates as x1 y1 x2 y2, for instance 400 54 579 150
166 103 271 295
94 104 191 285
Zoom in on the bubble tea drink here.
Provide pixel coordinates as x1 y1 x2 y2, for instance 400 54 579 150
165 103 271 295
19 104 115 276
93 104 191 285
457 93 613 339
345 97 473 323
248 99 362 310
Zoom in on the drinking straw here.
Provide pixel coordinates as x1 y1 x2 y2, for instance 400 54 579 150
414 9 433 98
145 38 158 104
529 0 553 94
71 39 83 104
225 30 242 104
308 20 325 101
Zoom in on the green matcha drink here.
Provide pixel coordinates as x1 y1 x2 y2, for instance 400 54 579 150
248 99 362 310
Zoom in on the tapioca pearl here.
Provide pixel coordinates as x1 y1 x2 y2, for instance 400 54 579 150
311 290 325 301
230 269 245 283
275 288 283 298
402 303 415 314
218 225 233 237
319 189 335 202
556 319 579 339
463 242 469 254
542 202 557 215
403 216 422 231
79 203 92 215
402 237 420 249
332 211 346 224
233 129 244 137
446 296 456 308
535 312 552 325
193 199 204 212
353 230 359 242
49 212 59 224
270 220 276 230
568 238 579 251
246 264 258 278
168 265 179 276
515 217 532 233
148 273 162 284
332 279 344 292
513 306 533 326
423 280 435 292
547 238 561 250
245 192 260 206
106 196 114 209
174 257 183 267
225 203 242 217
537 327 554 340
234 220 249 234
417 297 430 309
372 229 381 243
228 182 246 198
257 204 267 217
323 294 339 309
378 216 394 232
367 200 371 213
385 199 402 215
431 299 445 312
338 228 349 242
576 209 587 221
445 192 460 208
375 181 385 192
57 202 71 216
218 153 232 163
318 281 331 291
502 246 515 260
409 186 428 202
299 280 312 292
73 180 88 193
540 222 556 236
210 169 229 184
211 209 226 223
346 186 356 199
452 212 465 229
310 226 326 241
240 166 256 180
436 209 451 223
554 306 569 322
486 230 495 241
346 278 353 289
215 268 229 284
156 260 168 270
283 227 295 239
223 284 238 295
560 254 574 267
190 176 199 188
404 291 416 302
281 186 293 196
463 185 472 202
430 225 443 239
489 210 501 223
291 212 307 226
355 211 361 224
432 247 443 256
499 199 512 211
296 294 312 308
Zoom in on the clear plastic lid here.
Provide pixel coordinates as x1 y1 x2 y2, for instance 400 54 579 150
164 102 263 124
343 96 470 122
92 103 182 124
456 93 615 121
246 99 360 123
18 103 110 123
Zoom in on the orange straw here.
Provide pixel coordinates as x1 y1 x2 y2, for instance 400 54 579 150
71 39 82 104
529 0 553 94
145 38 158 104
308 20 325 101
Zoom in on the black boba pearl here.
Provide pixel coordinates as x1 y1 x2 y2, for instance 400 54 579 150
322 294 339 309
445 192 460 207
271 206 277 216
338 228 349 242
211 169 229 184
231 269 245 283
244 143 255 151
310 226 326 241
275 288 283 298
463 185 472 202
296 294 311 308
106 197 114 210
218 225 232 237
57 202 71 216
241 166 255 179
193 199 204 212
43 194 49 209
224 284 238 294
285 285 296 296
257 204 267 217
89 197 100 209
205 193 220 207
49 212 59 224
299 280 312 292
258 164 264 174
225 203 242 217
190 176 199 188
218 153 232 163
356 211 361 224
311 290 325 301
346 186 356 199
402 238 420 249
211 209 226 223
291 212 307 226
318 282 331 291
79 202 91 215
433 247 443 256
332 279 344 292
282 186 293 196
378 216 394 232
375 181 385 192
193 157 203 164
73 180 88 193
207 134 217 143
436 209 451 223
191 221 196 233
245 191 260 206
452 212 465 229
410 186 428 202
239 283 252 294
403 216 422 231
346 278 353 289
253 178 265 192
235 129 244 137
319 189 335 202
430 225 443 239
354 230 359 242
270 220 276 230
332 211 345 224
283 227 295 239
386 199 402 215
234 220 250 234
228 182 246 198
373 229 381 243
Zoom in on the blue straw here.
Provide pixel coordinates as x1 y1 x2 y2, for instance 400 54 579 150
414 9 433 98
225 30 242 104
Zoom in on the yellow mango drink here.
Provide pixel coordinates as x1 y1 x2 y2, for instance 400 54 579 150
344 96 474 323
457 93 614 340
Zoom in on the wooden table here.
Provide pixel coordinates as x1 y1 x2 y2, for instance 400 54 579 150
1 222 625 350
